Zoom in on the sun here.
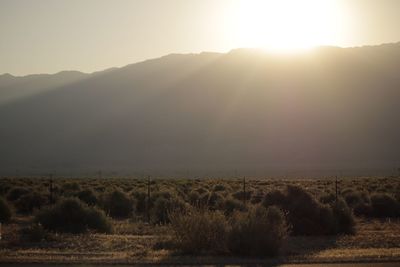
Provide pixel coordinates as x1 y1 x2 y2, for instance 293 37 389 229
231 0 345 53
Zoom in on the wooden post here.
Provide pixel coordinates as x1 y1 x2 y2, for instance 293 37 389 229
146 176 151 223
335 175 338 203
49 173 54 204
243 176 246 206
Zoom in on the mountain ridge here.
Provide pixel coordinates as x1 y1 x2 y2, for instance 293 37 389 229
3 42 400 78
0 43 399 177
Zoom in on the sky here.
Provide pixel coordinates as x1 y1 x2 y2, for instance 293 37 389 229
1 0 400 76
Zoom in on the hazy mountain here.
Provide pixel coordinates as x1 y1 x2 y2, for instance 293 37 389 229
0 71 87 105
1 44 400 177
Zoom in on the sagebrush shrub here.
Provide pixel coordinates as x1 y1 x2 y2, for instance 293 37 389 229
61 182 81 193
76 189 98 206
223 198 246 215
263 185 355 235
101 189 135 218
35 198 112 233
131 191 147 214
353 202 373 217
195 187 208 195
232 190 252 202
228 206 288 257
331 199 356 234
343 190 370 208
370 193 400 218
320 192 336 205
207 192 224 210
395 188 400 202
169 208 228 254
250 191 264 204
188 191 200 206
151 196 186 224
262 190 286 207
213 184 226 192
0 180 11 195
7 187 30 201
15 191 48 214
0 197 12 222
198 192 211 206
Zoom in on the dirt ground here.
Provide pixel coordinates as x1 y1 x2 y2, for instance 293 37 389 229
1 216 399 265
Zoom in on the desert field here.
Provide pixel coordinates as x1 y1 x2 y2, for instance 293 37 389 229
1 176 399 265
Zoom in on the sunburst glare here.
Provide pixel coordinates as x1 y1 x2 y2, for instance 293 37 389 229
230 0 349 52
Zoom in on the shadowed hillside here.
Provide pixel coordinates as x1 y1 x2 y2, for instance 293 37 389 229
1 44 400 176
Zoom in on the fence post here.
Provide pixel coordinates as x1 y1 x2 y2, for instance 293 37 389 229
243 176 246 206
49 173 54 204
335 175 338 203
146 176 151 223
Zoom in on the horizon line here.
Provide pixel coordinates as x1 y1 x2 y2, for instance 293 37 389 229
1 41 399 78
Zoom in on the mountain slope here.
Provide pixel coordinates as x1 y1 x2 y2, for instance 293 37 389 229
0 45 399 176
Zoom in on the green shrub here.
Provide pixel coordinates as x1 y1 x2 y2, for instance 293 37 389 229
343 190 370 208
198 192 211 206
370 193 400 218
319 192 336 204
228 206 288 257
250 191 264 204
195 187 208 195
213 184 226 192
61 182 81 193
151 196 186 224
101 190 135 218
262 190 286 207
232 190 252 202
0 180 11 195
223 198 246 215
131 191 147 214
15 192 48 214
35 198 112 233
169 208 228 254
188 191 200 206
353 202 373 217
331 199 356 234
0 197 12 222
76 189 98 206
263 185 355 235
85 206 113 233
207 192 224 210
7 187 30 201
395 188 400 202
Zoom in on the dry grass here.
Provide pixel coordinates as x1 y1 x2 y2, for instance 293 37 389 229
1 216 400 264
0 176 399 264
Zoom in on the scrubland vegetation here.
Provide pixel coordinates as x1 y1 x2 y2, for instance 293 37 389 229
0 176 399 263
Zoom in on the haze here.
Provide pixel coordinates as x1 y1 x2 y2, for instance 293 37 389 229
1 1 400 177
1 0 400 75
